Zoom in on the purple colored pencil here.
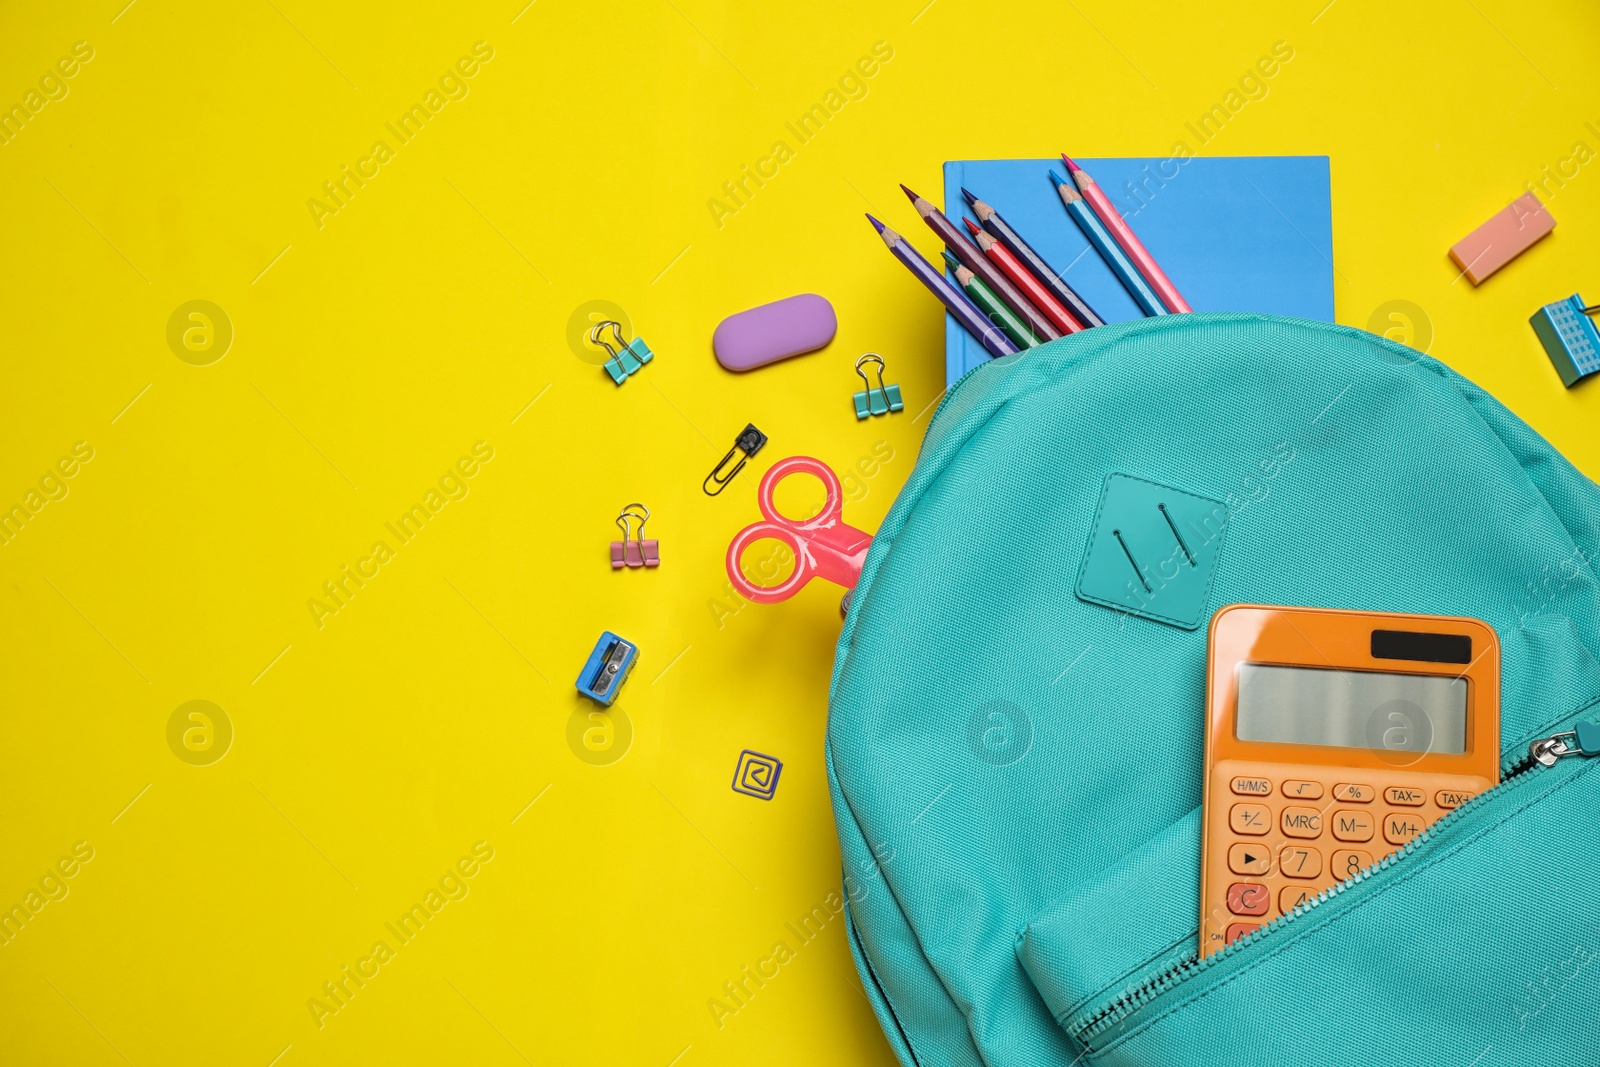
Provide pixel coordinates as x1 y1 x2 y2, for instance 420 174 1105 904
866 214 1017 359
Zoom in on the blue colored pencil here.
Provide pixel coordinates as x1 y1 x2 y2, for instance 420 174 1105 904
1049 169 1166 317
867 214 1017 359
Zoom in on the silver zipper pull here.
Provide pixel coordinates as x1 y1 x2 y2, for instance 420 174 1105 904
1530 720 1600 767
1530 733 1579 767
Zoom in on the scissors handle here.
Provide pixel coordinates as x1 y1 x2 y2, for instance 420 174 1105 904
725 456 874 604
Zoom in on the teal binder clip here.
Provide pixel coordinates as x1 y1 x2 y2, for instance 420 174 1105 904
591 320 654 385
1530 294 1600 387
852 353 903 419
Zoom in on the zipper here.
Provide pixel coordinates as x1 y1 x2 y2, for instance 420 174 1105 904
1075 716 1600 1046
922 351 1001 435
923 324 1083 435
842 898 925 1067
842 357 996 628
1529 720 1600 765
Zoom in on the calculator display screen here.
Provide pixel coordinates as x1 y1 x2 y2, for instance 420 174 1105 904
1236 663 1468 755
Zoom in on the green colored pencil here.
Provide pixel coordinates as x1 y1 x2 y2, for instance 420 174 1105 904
943 250 1038 349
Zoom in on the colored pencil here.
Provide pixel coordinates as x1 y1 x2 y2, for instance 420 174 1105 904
942 251 1038 349
961 217 1085 335
961 188 1104 328
900 185 1062 343
1063 155 1190 313
866 215 1017 359
1049 169 1166 317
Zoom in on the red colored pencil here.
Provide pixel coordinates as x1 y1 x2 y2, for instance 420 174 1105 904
900 185 1061 343
961 217 1085 334
1062 154 1191 314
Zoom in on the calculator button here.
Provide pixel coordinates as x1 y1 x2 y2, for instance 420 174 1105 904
1278 845 1322 880
1230 803 1272 835
1231 775 1273 796
1228 843 1273 875
1333 783 1374 802
1281 806 1322 838
1383 813 1428 845
1331 808 1375 842
1226 882 1270 916
1332 850 1374 880
1435 788 1474 809
1281 779 1323 800
1279 885 1315 913
1384 786 1426 806
1225 922 1260 945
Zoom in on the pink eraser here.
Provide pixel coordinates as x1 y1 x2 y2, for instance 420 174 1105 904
713 293 836 372
1449 193 1556 285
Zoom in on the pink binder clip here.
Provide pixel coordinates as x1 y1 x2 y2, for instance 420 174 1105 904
610 503 660 569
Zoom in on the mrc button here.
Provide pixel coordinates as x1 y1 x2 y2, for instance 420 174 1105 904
1282 806 1322 838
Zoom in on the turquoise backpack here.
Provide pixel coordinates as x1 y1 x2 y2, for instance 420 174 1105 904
827 313 1600 1066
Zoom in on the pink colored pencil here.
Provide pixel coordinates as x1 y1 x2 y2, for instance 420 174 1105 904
1063 154 1191 314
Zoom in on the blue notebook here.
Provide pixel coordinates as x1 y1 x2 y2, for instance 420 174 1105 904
942 156 1334 386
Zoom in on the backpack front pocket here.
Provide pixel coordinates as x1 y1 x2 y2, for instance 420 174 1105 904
1019 706 1600 1065
1016 810 1202 1038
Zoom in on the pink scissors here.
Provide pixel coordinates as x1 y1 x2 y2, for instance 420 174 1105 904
725 456 874 608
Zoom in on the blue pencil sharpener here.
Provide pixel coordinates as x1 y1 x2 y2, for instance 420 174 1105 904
576 631 637 706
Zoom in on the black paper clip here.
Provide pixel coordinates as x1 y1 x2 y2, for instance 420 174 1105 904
703 423 767 496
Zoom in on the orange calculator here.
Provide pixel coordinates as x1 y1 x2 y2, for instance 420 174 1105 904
1199 604 1499 958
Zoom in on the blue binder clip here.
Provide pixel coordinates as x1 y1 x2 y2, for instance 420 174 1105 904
576 631 637 706
591 320 654 385
1530 294 1600 387
852 353 903 419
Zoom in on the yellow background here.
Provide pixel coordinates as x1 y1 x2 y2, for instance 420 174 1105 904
1 0 1596 1063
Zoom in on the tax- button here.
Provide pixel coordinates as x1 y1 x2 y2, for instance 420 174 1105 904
1384 786 1425 806
1333 783 1374 802
1435 789 1475 809
1331 808 1375 842
1282 779 1323 800
1226 882 1270 916
1229 843 1272 875
1281 806 1322 838
1231 776 1273 796
1230 803 1272 835
1384 813 1427 845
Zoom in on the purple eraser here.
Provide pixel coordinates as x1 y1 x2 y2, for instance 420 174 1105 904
713 293 837 372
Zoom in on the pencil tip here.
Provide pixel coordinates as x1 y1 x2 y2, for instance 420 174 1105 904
1061 154 1080 172
960 187 977 205
962 216 982 236
865 213 884 232
1048 169 1068 188
899 183 920 203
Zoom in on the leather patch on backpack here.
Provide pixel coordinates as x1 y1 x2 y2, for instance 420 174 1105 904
1076 474 1228 630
